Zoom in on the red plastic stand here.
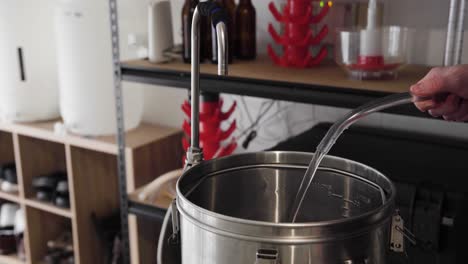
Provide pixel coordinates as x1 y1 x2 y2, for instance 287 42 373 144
182 95 237 161
268 0 330 68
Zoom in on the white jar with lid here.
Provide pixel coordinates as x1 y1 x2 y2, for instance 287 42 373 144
55 0 143 135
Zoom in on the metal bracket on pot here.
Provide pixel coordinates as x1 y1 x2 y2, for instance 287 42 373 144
256 249 279 264
390 210 417 253
170 199 180 244
390 211 405 252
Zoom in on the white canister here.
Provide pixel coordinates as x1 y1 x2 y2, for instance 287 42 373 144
0 0 60 122
148 0 174 63
55 0 143 136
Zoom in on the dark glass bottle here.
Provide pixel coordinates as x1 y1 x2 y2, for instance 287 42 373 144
182 0 199 63
211 0 234 64
202 15 212 62
225 0 236 57
235 0 256 60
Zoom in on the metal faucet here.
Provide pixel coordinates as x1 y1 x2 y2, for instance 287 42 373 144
186 3 229 167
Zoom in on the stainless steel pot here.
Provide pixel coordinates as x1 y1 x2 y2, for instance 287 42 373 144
158 151 395 264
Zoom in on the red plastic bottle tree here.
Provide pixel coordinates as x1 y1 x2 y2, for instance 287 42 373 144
181 94 237 162
268 0 330 68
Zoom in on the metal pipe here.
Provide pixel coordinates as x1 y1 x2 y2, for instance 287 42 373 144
187 6 228 166
216 22 228 76
455 0 466 64
190 8 201 152
445 0 460 66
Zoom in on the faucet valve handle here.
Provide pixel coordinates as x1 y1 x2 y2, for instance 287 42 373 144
198 1 230 26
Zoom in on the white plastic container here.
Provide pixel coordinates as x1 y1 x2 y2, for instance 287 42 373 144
55 0 143 136
148 0 174 63
0 0 60 122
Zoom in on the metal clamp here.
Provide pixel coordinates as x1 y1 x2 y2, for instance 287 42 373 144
185 147 204 167
256 249 279 264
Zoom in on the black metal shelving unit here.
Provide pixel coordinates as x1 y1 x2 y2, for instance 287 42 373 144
120 62 429 118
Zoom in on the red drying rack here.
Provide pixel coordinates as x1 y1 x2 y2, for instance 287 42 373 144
268 0 330 68
182 94 237 161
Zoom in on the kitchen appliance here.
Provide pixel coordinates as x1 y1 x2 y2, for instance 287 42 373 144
0 0 60 122
160 152 396 264
55 0 143 136
157 2 401 263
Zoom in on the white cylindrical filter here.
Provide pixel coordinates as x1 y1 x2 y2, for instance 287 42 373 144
55 0 143 136
359 0 382 57
0 0 60 122
360 29 382 57
148 0 174 63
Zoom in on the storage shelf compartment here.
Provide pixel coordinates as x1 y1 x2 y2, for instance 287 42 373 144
25 206 74 264
121 57 431 117
17 136 71 215
0 132 20 203
69 146 119 264
24 198 72 219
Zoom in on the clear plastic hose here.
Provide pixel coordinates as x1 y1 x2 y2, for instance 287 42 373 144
290 92 420 222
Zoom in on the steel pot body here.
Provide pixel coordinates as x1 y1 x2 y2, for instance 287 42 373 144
159 151 395 264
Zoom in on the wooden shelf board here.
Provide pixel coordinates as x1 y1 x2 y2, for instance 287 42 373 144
123 56 430 94
0 254 24 264
25 199 72 219
0 121 180 155
0 190 21 203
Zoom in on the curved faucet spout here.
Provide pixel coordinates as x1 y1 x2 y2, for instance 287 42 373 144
216 22 228 76
186 3 229 167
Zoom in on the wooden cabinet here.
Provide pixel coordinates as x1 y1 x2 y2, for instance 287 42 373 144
0 121 182 264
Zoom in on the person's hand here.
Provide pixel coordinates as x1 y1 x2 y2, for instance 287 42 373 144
410 65 468 122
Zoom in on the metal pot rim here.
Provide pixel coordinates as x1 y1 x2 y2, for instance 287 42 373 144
176 151 396 229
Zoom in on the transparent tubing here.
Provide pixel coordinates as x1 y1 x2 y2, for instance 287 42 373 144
290 92 420 222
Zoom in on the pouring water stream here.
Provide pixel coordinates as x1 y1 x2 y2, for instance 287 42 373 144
289 92 428 222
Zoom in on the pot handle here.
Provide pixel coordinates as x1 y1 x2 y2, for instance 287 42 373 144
157 203 181 264
256 249 279 264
